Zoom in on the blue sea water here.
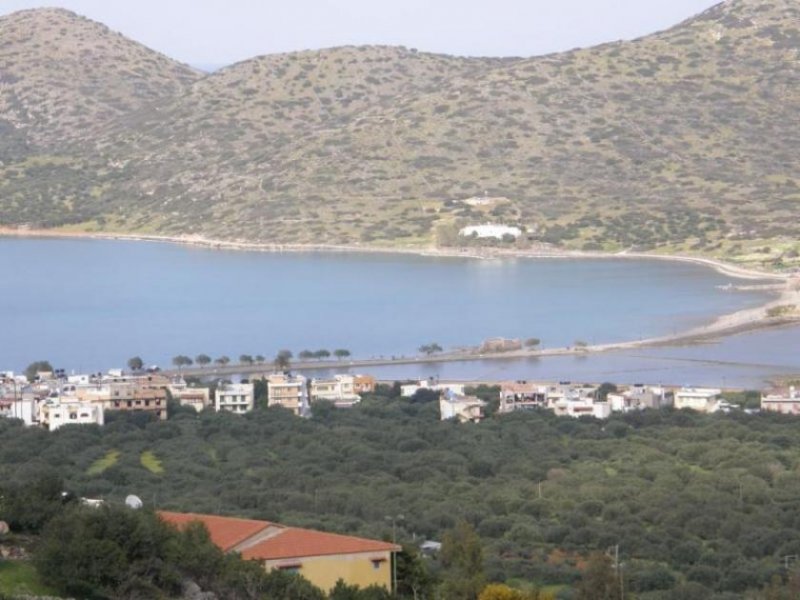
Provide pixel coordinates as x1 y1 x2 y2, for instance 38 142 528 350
0 237 794 387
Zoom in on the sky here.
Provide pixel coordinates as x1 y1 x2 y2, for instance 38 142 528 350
2 0 722 68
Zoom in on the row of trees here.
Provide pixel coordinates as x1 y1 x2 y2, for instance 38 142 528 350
126 349 354 374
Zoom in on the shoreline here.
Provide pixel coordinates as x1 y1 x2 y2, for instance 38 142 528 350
0 226 789 281
172 313 800 381
3 227 799 372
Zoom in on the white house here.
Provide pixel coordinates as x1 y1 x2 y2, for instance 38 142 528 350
439 390 486 423
310 375 361 407
551 397 611 419
607 385 668 413
215 382 255 414
0 397 39 426
459 224 522 239
401 379 466 398
674 388 722 413
761 386 800 415
39 398 104 431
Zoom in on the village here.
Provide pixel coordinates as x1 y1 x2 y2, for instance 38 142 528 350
1 364 798 431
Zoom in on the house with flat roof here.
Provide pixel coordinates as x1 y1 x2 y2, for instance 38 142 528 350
499 381 547 413
401 378 465 398
38 397 104 431
267 373 309 416
215 382 255 414
607 385 669 413
439 390 486 423
761 386 800 414
168 379 211 412
159 511 400 593
674 387 722 413
310 375 361 408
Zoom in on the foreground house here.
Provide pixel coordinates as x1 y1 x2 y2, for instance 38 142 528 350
159 511 400 592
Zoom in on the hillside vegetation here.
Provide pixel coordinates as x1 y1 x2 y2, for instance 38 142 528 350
0 0 798 266
4 392 800 597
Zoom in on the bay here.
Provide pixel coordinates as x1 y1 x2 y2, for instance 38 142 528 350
0 238 782 382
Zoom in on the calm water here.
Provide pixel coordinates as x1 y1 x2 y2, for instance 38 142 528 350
0 238 787 385
323 325 800 389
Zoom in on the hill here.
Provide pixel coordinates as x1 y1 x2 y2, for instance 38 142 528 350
0 0 798 265
0 8 200 227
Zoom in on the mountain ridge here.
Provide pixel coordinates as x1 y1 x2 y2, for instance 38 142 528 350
0 0 797 267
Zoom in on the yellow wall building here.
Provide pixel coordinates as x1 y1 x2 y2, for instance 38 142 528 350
159 511 399 592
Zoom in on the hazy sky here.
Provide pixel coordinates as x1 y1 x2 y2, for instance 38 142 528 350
2 0 722 67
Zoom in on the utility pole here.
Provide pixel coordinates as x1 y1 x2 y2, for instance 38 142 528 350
386 514 404 594
609 544 624 600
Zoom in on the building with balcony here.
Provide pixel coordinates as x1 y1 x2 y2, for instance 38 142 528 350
215 382 255 414
310 375 361 407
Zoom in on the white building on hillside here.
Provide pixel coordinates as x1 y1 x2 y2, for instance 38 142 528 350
459 224 522 239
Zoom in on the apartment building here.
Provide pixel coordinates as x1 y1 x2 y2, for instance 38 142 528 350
215 382 255 414
310 375 361 407
267 373 309 416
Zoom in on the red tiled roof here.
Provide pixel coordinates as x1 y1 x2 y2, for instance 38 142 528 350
159 511 271 552
159 511 399 560
241 526 400 560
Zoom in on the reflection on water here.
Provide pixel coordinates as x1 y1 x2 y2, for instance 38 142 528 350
338 325 800 388
0 238 780 377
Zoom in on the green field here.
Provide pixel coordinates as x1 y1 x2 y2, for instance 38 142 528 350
86 449 120 475
140 450 164 474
